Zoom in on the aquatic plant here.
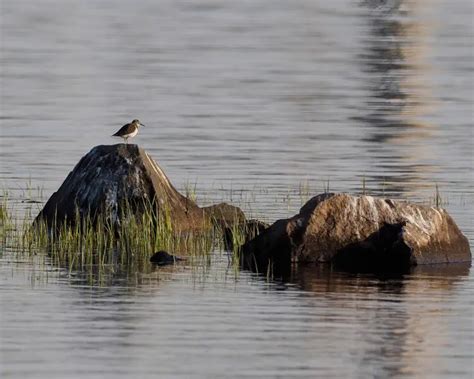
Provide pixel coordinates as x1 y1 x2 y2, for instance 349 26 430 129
0 195 228 273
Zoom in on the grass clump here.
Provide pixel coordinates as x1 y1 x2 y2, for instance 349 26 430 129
1 196 224 272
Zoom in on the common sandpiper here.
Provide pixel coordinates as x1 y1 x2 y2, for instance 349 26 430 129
112 119 145 144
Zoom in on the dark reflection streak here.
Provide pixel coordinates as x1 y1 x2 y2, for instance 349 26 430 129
353 0 437 196
357 0 413 139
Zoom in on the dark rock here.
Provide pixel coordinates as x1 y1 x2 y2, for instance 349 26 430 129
202 202 246 228
150 250 185 265
241 218 292 275
223 219 269 251
34 144 244 232
242 193 471 273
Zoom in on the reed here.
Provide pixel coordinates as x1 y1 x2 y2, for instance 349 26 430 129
184 180 198 203
0 195 225 273
433 183 443 207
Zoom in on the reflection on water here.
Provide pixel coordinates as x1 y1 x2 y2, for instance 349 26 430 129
356 0 439 197
289 261 471 294
359 0 434 135
1 251 472 378
289 262 472 378
0 0 473 377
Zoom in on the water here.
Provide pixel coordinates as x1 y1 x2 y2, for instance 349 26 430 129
1 0 473 377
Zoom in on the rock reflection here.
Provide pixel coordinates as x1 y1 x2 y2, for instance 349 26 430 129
286 262 470 295
284 262 470 377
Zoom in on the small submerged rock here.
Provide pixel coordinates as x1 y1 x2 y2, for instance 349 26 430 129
149 250 185 266
242 193 471 273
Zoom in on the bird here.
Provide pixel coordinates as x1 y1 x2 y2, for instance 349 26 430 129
112 119 145 144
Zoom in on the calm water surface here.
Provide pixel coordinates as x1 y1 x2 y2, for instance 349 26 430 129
1 0 473 378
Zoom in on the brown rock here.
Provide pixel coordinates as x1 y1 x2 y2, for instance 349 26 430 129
242 193 471 273
35 144 244 232
202 202 246 228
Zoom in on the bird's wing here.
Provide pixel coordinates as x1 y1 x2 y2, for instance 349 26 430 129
113 123 135 136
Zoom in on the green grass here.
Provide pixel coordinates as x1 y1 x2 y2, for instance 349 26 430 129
1 194 235 273
0 184 269 283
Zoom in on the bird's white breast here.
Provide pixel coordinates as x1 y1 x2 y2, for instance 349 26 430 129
124 129 138 138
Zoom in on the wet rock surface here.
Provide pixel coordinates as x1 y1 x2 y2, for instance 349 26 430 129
242 193 471 273
35 144 244 231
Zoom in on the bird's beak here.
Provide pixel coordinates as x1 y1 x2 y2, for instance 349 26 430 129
140 123 146 127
